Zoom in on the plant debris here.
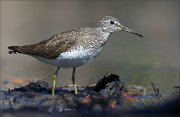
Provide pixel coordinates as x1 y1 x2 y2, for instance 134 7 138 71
1 74 178 117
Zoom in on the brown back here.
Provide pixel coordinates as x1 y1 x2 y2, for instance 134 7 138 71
18 30 78 59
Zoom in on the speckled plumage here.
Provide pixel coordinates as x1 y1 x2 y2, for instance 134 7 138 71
8 16 142 68
31 27 110 68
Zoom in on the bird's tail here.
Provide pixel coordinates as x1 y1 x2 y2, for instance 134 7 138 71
8 46 21 54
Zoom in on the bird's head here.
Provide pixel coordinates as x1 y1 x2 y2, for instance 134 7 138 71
97 16 143 37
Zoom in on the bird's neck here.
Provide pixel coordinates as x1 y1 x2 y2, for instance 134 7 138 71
94 27 111 46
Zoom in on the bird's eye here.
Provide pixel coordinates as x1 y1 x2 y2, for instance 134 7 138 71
110 21 114 25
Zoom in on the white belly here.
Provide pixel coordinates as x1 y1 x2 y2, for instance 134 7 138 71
32 47 103 68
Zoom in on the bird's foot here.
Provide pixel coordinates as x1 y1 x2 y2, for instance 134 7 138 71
73 83 78 94
52 74 56 96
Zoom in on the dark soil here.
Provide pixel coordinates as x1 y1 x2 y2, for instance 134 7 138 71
0 74 179 117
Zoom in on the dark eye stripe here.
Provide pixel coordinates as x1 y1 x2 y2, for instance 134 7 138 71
110 21 114 25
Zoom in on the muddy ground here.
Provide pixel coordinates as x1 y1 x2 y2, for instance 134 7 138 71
0 74 179 117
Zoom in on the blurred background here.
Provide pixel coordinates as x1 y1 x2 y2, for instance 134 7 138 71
1 1 179 97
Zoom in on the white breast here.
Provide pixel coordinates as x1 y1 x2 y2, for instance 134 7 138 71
33 32 110 68
33 46 103 68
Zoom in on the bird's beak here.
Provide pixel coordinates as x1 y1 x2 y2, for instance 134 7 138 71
118 25 143 38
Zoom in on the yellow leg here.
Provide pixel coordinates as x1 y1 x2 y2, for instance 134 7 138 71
72 67 78 94
51 67 60 96
73 83 78 94
52 74 56 96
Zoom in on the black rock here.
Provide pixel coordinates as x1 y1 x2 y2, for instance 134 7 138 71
94 74 125 97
